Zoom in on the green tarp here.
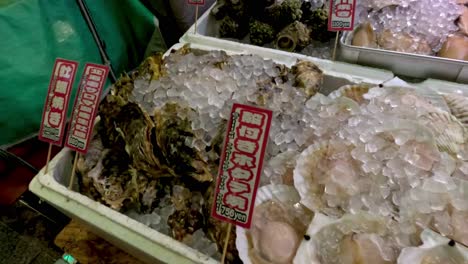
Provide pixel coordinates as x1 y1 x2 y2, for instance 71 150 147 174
0 0 166 147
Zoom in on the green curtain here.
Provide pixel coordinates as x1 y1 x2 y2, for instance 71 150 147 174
0 0 166 147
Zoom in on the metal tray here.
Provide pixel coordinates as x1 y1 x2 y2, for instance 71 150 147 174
339 31 468 84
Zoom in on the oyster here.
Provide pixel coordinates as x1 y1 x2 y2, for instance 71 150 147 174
236 185 313 264
420 111 466 156
294 213 397 264
153 103 213 182
397 229 468 264
352 22 378 48
444 93 468 127
291 60 323 99
86 147 140 210
204 182 240 264
114 102 167 177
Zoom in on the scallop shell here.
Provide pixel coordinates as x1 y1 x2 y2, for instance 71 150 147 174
293 140 361 215
444 93 468 128
294 212 395 264
236 185 312 264
329 84 372 104
397 229 468 264
262 150 300 186
421 111 466 156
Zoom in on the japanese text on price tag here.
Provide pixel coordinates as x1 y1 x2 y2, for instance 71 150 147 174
39 59 79 146
328 0 357 31
65 63 109 153
188 0 204 5
211 104 272 228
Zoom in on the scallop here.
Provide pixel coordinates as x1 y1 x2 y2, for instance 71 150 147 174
420 111 466 156
377 29 432 55
294 213 396 264
444 93 468 128
293 140 362 216
438 34 468 61
329 84 372 105
236 185 313 264
352 22 378 48
397 229 468 264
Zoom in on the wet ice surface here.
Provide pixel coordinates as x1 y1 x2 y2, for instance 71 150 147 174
356 0 463 52
126 49 467 255
132 50 320 168
296 85 468 246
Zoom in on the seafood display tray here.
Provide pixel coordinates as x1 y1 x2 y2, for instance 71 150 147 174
180 4 395 85
28 42 468 264
340 31 468 84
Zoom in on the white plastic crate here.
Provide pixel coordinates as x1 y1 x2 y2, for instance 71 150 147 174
29 43 467 264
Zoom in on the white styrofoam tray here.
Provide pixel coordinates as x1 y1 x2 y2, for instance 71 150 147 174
29 43 468 264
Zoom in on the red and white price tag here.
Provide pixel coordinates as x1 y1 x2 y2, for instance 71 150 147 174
211 104 272 228
65 63 109 153
188 0 204 5
39 59 79 146
328 0 357 31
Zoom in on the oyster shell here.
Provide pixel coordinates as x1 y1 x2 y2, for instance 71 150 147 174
236 185 313 264
292 60 323 99
294 212 397 264
444 93 468 127
293 140 362 216
329 84 372 104
420 111 466 156
397 229 468 264
114 103 167 177
153 103 213 182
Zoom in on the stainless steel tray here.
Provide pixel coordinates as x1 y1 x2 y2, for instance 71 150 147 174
339 31 468 84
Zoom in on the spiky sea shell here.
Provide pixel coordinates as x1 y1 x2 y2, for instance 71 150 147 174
444 93 468 128
236 185 312 264
293 140 362 216
294 212 396 264
420 111 466 156
328 84 372 104
397 229 468 264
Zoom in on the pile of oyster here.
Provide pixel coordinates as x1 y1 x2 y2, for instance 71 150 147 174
353 0 468 61
77 45 324 263
77 45 468 264
211 0 334 58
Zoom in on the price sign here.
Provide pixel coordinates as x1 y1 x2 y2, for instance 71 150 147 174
328 0 357 31
39 59 79 146
65 63 109 153
211 104 272 228
188 0 205 5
